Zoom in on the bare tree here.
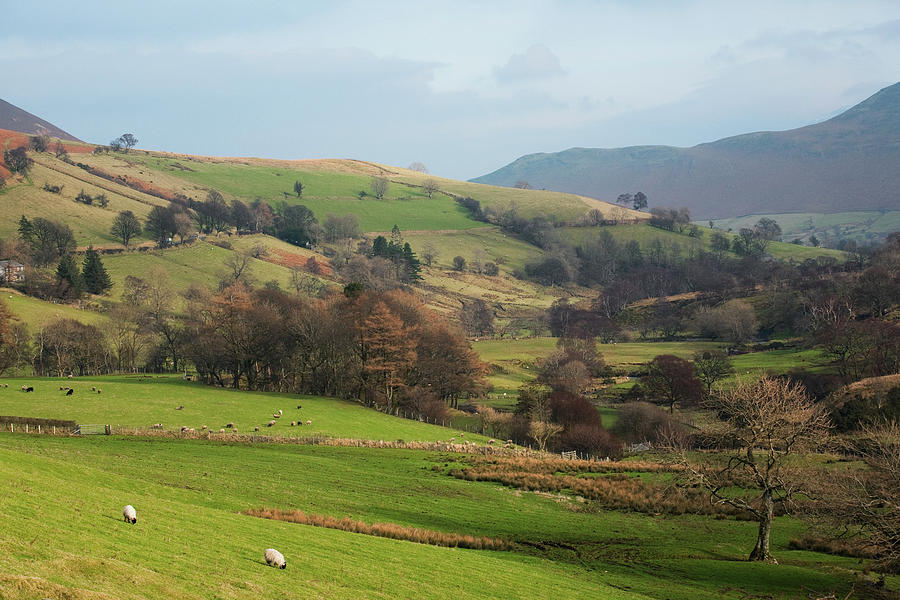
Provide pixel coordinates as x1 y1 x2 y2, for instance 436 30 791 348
370 177 389 200
816 421 900 572
408 161 429 173
224 252 254 286
422 179 439 199
421 242 438 267
529 421 564 452
111 210 143 248
679 377 830 562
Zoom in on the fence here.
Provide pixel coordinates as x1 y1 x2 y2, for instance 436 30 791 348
75 424 111 435
0 415 78 435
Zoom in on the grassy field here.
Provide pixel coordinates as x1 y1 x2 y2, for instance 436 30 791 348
555 223 846 262
0 375 488 442
0 153 169 245
1 289 110 329
711 210 900 244
474 338 832 399
402 227 544 272
101 241 298 303
0 430 869 600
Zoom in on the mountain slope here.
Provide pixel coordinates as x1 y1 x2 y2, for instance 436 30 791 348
0 98 82 142
472 82 900 219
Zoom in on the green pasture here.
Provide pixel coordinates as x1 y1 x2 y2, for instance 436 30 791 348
711 210 900 242
555 223 845 262
1 290 110 329
0 161 161 246
474 338 832 398
0 432 869 599
0 375 488 443
101 241 296 303
119 154 483 233
402 227 544 272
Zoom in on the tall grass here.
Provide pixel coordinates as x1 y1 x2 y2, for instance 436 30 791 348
246 508 513 550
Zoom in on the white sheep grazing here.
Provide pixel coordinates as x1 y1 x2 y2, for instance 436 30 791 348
305 420 311 425
267 420 276 427
219 428 225 433
277 409 283 416
264 548 286 569
123 505 137 524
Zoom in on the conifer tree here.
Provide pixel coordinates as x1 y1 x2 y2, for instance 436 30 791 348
55 254 83 299
82 247 112 295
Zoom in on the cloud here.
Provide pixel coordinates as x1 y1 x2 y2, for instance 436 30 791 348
493 44 565 84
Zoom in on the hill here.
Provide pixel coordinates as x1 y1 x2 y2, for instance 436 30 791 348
472 82 900 219
0 99 81 142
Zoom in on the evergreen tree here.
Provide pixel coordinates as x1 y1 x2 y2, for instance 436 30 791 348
402 243 422 281
82 247 113 295
55 254 83 299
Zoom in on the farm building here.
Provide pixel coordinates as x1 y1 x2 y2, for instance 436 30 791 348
0 260 24 284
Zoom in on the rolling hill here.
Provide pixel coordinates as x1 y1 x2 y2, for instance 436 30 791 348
472 81 900 219
0 98 81 142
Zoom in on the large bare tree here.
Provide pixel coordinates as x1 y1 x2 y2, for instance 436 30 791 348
680 377 830 562
818 421 900 573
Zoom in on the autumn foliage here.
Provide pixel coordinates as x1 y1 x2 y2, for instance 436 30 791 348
184 285 485 411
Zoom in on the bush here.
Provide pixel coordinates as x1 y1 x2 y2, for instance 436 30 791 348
613 401 680 443
555 424 622 459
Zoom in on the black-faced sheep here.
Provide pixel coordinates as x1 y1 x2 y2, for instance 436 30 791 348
264 548 286 569
267 420 276 427
65 388 74 396
24 386 34 392
123 505 137 524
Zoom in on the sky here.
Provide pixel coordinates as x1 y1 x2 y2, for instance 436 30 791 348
3 1 900 179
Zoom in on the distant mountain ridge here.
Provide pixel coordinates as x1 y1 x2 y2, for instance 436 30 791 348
0 98 81 142
472 82 900 219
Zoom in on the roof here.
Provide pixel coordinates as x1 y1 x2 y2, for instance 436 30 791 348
0 260 24 267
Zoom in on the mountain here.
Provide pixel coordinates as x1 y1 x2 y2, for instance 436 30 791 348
0 98 81 142
472 82 900 219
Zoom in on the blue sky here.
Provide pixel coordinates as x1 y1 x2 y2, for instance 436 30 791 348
3 1 900 179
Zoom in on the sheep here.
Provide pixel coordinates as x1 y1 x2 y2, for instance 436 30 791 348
24 386 34 392
277 409 283 416
296 405 302 409
91 386 96 391
123 505 137 524
219 428 225 433
264 548 286 569
176 405 184 410
267 420 276 427
290 421 296 427
151 423 163 429
226 422 234 429
201 425 208 430
97 389 101 394
272 413 280 419
254 427 259 432
65 388 74 396
305 420 311 425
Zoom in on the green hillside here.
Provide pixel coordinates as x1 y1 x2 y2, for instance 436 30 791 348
555 222 846 262
0 375 487 441
1 289 110 329
0 429 864 599
711 210 900 245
